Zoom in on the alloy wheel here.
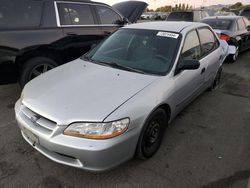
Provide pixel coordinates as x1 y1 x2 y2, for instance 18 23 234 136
29 63 55 80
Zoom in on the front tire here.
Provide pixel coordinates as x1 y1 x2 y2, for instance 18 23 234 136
136 108 168 159
19 57 57 88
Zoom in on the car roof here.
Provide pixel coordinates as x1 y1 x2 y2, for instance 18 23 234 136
124 21 208 33
53 0 107 6
203 16 243 20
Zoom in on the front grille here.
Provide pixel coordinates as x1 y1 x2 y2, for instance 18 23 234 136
20 105 57 135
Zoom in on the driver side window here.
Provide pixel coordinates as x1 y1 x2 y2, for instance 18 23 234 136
181 30 201 61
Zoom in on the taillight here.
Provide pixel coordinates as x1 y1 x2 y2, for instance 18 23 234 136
220 35 231 41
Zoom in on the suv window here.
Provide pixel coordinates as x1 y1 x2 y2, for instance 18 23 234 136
198 28 217 56
181 30 201 60
167 12 193 21
57 3 95 25
237 18 246 30
0 0 43 28
96 6 121 24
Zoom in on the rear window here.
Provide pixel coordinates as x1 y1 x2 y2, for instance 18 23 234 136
202 19 233 30
241 10 250 18
0 0 43 28
167 12 193 21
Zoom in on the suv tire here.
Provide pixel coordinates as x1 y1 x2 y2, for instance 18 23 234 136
19 57 57 88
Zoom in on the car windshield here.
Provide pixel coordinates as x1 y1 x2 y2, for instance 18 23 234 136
83 29 180 75
203 19 233 30
167 12 193 21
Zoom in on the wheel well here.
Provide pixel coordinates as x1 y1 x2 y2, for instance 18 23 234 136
237 40 242 49
158 104 171 122
15 48 62 69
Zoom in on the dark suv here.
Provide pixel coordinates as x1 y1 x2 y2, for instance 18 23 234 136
0 0 147 87
166 10 209 22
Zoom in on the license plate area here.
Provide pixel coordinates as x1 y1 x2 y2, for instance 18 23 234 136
22 127 39 146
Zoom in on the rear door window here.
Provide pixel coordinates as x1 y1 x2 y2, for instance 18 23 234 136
0 0 43 28
57 3 95 25
95 5 121 24
198 28 218 56
181 30 201 60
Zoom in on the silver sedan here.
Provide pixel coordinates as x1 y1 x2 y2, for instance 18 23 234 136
15 21 228 171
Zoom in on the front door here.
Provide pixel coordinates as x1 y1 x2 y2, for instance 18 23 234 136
173 30 206 112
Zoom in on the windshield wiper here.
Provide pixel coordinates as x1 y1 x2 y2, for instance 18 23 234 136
82 56 111 67
82 56 145 74
104 62 145 74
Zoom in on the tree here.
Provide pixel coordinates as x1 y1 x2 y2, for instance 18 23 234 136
230 2 243 9
175 4 178 11
181 3 185 11
178 3 182 10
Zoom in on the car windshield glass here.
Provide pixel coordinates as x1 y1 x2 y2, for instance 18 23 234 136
83 29 180 75
203 19 233 30
167 12 193 21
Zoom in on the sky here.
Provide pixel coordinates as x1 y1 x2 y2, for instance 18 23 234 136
95 0 250 9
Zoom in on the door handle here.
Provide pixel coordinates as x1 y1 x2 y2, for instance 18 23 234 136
67 32 77 36
201 68 206 74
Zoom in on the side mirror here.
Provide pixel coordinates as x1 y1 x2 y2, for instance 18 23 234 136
176 59 200 73
113 18 129 25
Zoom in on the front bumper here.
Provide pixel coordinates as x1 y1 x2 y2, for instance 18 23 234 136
15 99 139 172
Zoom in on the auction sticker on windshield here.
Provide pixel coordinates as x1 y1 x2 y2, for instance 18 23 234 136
157 31 179 39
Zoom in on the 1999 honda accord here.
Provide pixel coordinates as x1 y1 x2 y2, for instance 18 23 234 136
15 22 229 171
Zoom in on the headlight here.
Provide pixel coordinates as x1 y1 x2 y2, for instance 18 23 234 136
64 118 129 139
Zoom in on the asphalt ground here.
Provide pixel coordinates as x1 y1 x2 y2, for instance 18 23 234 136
0 51 249 188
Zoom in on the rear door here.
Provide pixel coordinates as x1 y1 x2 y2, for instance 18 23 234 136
55 1 103 61
93 5 123 37
197 27 221 88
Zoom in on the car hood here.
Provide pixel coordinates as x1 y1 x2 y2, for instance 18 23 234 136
22 59 158 125
112 1 148 23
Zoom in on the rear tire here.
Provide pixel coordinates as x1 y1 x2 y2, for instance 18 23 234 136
136 108 168 159
19 57 57 88
227 45 239 63
208 67 222 91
